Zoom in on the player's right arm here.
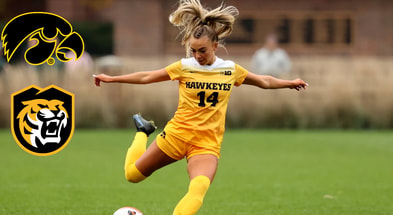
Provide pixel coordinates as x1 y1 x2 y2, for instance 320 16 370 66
94 68 170 86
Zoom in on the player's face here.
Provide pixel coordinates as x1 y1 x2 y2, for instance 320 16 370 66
189 35 218 66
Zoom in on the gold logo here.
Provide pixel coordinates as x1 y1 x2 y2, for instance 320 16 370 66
11 85 74 156
1 12 84 65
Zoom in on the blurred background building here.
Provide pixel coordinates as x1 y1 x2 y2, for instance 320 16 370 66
1 0 391 57
0 0 392 129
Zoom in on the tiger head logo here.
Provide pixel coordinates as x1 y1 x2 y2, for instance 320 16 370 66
17 99 68 148
11 85 74 156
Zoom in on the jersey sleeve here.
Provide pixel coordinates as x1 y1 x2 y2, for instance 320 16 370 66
234 64 249 86
165 61 182 81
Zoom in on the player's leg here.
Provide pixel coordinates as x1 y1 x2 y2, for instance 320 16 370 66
173 154 218 215
124 114 156 165
125 139 177 183
135 139 177 176
124 114 177 183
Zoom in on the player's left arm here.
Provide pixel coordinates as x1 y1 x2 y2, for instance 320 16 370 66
243 72 308 91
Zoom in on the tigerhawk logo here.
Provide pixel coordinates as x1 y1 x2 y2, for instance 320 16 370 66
1 11 84 65
11 85 74 156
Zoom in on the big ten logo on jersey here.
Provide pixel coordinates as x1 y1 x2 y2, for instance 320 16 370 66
224 70 232 76
1 12 84 66
11 85 74 156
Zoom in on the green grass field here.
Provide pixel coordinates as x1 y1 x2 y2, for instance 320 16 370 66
1 129 392 215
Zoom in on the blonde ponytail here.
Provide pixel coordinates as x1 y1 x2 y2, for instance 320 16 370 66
169 0 239 56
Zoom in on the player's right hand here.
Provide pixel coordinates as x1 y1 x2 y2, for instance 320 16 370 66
93 74 112 87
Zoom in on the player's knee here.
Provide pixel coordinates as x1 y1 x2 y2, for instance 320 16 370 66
125 163 146 183
125 173 142 183
125 172 141 183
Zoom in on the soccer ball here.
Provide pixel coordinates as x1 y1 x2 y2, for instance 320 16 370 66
113 207 144 215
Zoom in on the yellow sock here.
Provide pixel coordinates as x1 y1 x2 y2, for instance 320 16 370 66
173 175 211 215
124 132 148 183
125 163 146 183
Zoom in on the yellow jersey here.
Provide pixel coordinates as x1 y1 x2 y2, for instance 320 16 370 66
164 57 248 150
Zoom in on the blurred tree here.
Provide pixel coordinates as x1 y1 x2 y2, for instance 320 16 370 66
72 22 113 56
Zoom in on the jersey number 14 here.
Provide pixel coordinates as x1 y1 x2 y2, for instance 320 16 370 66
197 91 219 107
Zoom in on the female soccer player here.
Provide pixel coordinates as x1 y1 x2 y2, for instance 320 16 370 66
94 0 307 214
